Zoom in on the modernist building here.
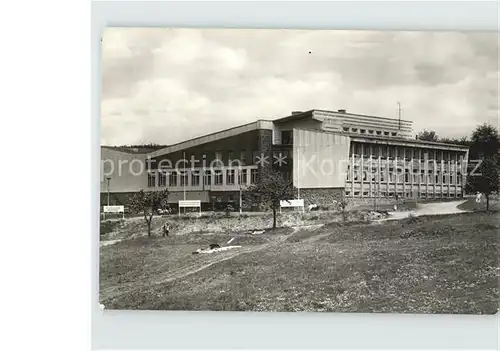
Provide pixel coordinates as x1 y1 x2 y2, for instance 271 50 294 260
101 109 470 208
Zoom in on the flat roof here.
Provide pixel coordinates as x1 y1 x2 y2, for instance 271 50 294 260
294 128 469 150
349 133 469 149
274 109 413 124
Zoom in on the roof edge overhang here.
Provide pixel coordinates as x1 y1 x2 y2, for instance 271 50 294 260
293 128 469 151
147 119 274 158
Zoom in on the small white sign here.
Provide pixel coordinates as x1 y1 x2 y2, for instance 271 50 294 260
103 205 124 213
179 200 201 208
178 200 202 217
280 199 304 208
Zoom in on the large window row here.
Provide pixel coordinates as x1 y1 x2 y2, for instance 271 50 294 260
349 143 465 162
346 166 462 185
147 169 258 188
345 190 462 198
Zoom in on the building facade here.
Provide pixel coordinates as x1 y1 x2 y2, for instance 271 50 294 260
101 109 470 208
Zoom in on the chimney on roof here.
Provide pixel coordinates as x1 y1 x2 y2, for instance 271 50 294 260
338 109 346 113
291 111 303 115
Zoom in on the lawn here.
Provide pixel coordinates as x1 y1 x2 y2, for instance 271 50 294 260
99 211 499 314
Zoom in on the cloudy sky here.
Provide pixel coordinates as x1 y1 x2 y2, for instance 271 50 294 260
101 28 498 146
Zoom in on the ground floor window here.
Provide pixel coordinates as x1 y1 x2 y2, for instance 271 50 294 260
214 170 223 185
180 172 188 187
169 171 177 187
148 173 156 187
239 169 247 185
191 172 200 186
251 169 259 184
204 170 212 186
158 172 166 187
226 170 235 185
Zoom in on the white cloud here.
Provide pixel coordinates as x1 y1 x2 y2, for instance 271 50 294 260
101 28 499 145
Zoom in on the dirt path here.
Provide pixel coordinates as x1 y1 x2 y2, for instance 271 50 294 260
385 200 469 220
101 227 305 303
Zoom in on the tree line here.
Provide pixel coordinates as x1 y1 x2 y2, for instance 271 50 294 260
417 123 499 208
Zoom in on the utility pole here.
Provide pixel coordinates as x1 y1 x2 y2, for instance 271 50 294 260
297 142 301 200
239 182 243 215
183 151 186 201
397 102 402 131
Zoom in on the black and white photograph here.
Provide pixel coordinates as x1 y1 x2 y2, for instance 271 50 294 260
99 28 499 314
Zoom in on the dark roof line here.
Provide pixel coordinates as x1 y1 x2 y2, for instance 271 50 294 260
150 119 273 154
101 146 151 154
273 110 314 123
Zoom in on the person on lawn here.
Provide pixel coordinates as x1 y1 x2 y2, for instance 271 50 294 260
162 221 170 237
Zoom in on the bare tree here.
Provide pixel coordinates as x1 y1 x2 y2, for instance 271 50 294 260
130 189 170 236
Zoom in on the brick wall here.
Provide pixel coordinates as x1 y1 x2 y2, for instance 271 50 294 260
299 187 345 207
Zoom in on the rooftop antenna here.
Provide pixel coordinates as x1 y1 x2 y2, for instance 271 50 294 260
397 102 402 130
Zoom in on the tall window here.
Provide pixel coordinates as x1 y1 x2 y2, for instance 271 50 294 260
250 169 259 184
239 169 247 185
354 143 362 156
204 170 212 186
169 171 177 187
148 173 156 187
191 171 200 186
180 172 188 186
389 147 396 159
158 172 167 187
214 170 223 185
226 170 235 185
